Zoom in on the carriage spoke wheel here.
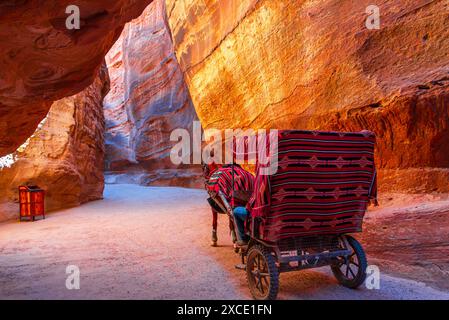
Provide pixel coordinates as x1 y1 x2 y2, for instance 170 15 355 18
246 245 279 300
331 235 367 289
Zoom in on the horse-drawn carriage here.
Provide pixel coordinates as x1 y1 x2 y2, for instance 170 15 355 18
205 130 377 300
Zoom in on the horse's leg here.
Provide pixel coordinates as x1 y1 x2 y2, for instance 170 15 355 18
211 209 218 247
229 216 237 244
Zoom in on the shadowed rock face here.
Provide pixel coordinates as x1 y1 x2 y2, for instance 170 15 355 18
0 0 152 156
0 65 110 222
104 0 202 188
166 0 449 193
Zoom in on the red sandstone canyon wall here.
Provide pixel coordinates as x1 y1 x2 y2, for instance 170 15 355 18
0 0 152 157
166 0 449 193
0 65 109 222
104 0 202 188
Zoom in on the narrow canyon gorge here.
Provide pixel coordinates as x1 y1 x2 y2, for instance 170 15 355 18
0 0 448 293
103 0 202 188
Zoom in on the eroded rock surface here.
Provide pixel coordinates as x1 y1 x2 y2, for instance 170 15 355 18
104 0 202 188
0 0 152 156
0 65 109 222
166 0 449 193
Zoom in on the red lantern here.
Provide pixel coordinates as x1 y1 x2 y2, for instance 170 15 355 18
18 186 45 221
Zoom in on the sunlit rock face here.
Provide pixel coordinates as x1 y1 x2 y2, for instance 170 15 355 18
0 0 153 157
104 0 202 188
0 65 109 222
166 0 449 193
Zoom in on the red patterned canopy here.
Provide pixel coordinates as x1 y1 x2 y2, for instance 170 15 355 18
247 130 377 242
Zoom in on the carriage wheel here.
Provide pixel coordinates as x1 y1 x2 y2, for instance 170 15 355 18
331 235 367 289
246 245 279 300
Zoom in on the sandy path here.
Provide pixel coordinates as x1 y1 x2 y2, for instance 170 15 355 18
0 184 447 300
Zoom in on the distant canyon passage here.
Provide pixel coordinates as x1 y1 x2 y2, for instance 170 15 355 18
103 0 202 188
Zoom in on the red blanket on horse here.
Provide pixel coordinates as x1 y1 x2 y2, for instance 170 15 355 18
205 164 255 208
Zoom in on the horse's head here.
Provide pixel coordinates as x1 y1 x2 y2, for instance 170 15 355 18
202 162 220 180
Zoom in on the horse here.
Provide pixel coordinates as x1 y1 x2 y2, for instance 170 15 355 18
202 163 255 247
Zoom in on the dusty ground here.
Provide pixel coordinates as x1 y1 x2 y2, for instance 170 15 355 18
360 193 449 290
0 184 448 300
